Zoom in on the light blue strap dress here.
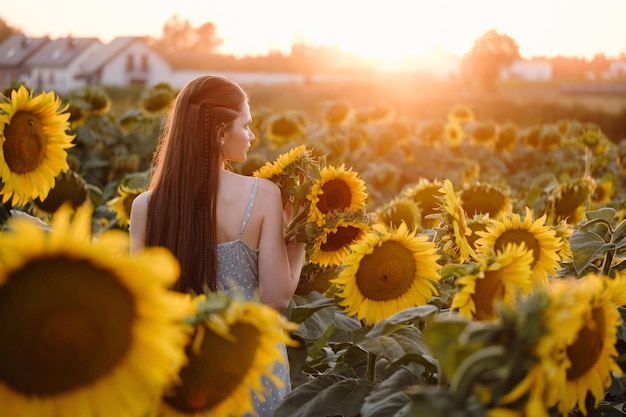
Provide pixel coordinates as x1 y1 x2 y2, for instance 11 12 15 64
216 177 291 417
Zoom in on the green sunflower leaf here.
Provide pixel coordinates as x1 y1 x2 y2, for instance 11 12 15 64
275 374 376 417
569 230 610 276
359 335 405 361
612 219 626 246
366 305 439 338
360 368 419 417
584 207 617 223
288 294 336 324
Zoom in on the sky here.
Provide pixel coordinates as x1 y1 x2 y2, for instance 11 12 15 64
2 0 626 60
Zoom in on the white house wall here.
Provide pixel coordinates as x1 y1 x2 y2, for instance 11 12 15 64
98 42 172 87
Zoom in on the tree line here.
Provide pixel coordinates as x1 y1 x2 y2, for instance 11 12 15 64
0 14 624 89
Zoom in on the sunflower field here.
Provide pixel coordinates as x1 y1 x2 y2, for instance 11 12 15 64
2 81 626 417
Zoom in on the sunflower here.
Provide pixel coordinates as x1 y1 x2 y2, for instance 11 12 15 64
401 178 445 229
590 178 614 208
551 274 626 415
307 164 368 227
436 179 476 262
538 125 564 151
331 222 440 324
447 105 475 124
69 86 111 115
375 197 421 231
444 120 464 148
451 243 534 321
494 122 519 152
354 104 395 125
262 111 307 149
107 184 146 229
460 182 513 219
159 294 298 417
415 121 444 147
31 170 90 219
253 144 308 180
232 152 267 177
0 205 192 417
140 83 178 117
578 123 611 156
499 274 626 417
65 100 89 129
359 161 401 207
466 214 492 250
309 218 369 267
320 99 353 126
552 221 574 263
468 120 498 145
295 261 341 296
0 85 75 206
474 207 562 285
546 177 595 225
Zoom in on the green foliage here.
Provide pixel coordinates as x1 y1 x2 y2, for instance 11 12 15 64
567 208 626 276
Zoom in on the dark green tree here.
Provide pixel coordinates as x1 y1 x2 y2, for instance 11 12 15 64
0 16 22 44
463 29 520 92
149 14 222 68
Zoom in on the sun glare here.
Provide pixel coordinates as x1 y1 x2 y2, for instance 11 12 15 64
2 0 625 66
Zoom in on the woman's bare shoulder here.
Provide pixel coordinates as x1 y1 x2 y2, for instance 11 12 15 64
131 190 151 214
133 190 151 205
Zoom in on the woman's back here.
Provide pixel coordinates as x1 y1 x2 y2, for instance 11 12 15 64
216 175 259 298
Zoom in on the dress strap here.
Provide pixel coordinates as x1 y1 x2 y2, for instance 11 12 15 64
237 177 259 239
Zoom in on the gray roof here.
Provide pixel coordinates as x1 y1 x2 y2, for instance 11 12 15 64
23 36 101 67
0 34 50 67
79 36 146 74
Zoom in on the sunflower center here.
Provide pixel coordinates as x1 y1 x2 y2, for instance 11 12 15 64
495 230 540 267
411 188 443 217
382 201 419 229
472 270 505 320
33 172 88 213
321 226 360 251
554 186 590 215
317 179 353 214
355 241 416 301
463 188 506 217
3 111 47 174
164 321 260 413
565 306 606 381
271 118 299 137
0 256 135 396
142 92 173 114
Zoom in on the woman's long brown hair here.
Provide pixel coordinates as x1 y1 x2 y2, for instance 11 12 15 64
145 75 247 294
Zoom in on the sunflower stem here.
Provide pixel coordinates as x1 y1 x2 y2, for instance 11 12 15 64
601 249 615 277
366 351 377 381
584 147 592 211
283 204 309 244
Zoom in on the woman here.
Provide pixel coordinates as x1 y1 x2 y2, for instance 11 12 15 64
129 75 305 416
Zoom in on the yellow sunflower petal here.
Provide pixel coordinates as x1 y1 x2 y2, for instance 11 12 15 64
331 222 440 324
0 85 75 206
0 206 191 417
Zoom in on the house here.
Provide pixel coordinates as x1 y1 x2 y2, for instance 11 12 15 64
0 34 50 91
500 59 552 81
77 36 172 89
23 36 102 94
606 60 626 80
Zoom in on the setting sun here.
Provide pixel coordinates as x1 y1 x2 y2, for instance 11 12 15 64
1 0 625 63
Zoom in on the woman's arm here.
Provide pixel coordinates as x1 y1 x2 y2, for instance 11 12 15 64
257 180 305 311
129 191 149 254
